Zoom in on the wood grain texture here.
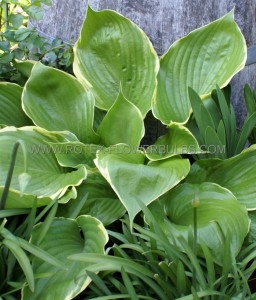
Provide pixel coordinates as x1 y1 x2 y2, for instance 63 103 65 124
31 0 256 138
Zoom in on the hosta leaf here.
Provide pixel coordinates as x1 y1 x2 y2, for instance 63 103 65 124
146 123 201 161
22 63 99 144
0 82 31 127
22 215 108 300
186 146 256 210
94 144 190 225
73 6 159 117
18 172 32 196
98 90 144 147
57 170 125 225
159 182 249 263
153 10 246 124
0 127 86 208
47 141 102 169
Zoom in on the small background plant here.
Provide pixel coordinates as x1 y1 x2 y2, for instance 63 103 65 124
0 0 73 84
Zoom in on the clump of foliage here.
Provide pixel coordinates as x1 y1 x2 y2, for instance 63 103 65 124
76 210 256 300
0 4 256 299
0 0 73 84
187 86 256 159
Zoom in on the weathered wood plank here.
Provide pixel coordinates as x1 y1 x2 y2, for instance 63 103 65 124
31 0 256 133
30 0 88 44
247 46 256 65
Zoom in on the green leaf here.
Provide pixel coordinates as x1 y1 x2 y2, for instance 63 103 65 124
216 120 226 147
22 63 99 144
14 28 31 41
162 182 249 263
40 0 52 5
73 6 158 117
85 270 112 296
98 90 144 147
176 261 187 295
18 172 32 196
215 86 232 152
153 11 246 124
0 127 86 208
22 216 108 300
244 84 256 116
176 291 224 300
3 30 16 43
203 96 222 129
0 208 29 218
9 14 24 29
204 126 226 159
121 267 139 300
186 146 256 209
57 170 126 225
245 211 256 245
12 48 25 60
0 41 10 51
0 52 13 63
146 123 201 161
0 82 32 127
199 243 216 288
3 238 34 292
18 237 66 271
69 253 169 300
188 88 216 138
0 227 66 271
47 141 102 169
23 5 43 20
235 112 256 155
13 60 36 78
94 144 190 225
43 51 57 64
93 107 106 130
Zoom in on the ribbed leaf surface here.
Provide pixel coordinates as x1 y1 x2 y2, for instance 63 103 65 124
73 6 159 117
22 63 98 144
0 127 86 208
186 146 256 210
158 182 249 263
22 216 108 300
94 144 190 225
0 82 31 127
153 11 246 124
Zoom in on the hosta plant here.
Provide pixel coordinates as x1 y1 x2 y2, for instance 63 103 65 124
0 5 255 299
